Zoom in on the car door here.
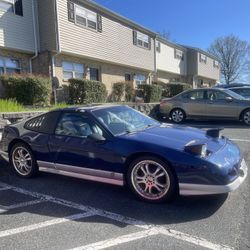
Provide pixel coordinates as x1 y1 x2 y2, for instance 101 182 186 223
206 90 240 118
48 111 121 173
181 89 207 117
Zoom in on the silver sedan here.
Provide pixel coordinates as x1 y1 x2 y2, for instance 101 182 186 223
159 88 250 125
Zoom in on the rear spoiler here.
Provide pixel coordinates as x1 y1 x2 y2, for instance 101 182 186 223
206 128 224 138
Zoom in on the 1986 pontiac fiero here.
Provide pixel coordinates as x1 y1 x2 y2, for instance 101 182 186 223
0 105 248 202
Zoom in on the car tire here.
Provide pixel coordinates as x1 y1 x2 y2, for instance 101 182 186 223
170 108 186 123
10 143 38 178
127 156 177 203
242 109 250 126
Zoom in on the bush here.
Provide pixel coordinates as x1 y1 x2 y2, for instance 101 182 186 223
153 81 192 98
137 84 162 103
1 74 52 106
111 82 134 102
68 79 107 104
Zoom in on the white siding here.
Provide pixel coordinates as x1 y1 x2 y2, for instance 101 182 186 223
198 54 220 80
57 0 154 71
0 0 35 52
156 43 187 76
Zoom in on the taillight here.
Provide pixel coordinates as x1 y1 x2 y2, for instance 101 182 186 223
160 99 168 106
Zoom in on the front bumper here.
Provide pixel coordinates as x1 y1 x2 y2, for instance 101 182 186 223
179 159 248 196
0 150 9 163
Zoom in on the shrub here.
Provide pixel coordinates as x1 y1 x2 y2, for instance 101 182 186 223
68 79 107 104
137 84 162 103
153 81 192 98
111 82 134 102
1 74 52 106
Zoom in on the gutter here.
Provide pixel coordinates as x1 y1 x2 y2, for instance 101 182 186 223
29 0 38 73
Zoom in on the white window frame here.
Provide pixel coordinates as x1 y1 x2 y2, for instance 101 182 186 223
200 53 207 64
0 0 14 13
74 4 97 31
134 74 146 86
0 56 20 74
175 49 184 60
62 61 85 80
213 60 219 68
137 32 150 49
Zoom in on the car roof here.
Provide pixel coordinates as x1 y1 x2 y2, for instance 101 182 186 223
228 86 250 89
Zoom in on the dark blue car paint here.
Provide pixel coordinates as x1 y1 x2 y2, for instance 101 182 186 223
0 106 243 187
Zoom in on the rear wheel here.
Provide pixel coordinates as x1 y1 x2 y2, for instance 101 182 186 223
170 108 185 123
242 109 250 125
10 143 38 178
127 156 177 203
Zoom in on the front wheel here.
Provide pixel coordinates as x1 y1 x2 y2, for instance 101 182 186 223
127 156 177 203
10 143 38 178
170 108 185 123
242 109 250 125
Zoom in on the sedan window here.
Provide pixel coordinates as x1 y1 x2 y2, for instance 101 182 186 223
55 113 103 137
182 90 205 100
207 91 228 101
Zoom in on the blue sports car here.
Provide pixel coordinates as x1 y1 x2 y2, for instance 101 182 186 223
0 105 248 203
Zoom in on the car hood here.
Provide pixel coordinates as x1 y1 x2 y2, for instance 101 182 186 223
122 124 226 153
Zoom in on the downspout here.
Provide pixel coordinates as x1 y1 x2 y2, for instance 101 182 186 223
52 0 61 103
29 0 38 73
153 35 157 83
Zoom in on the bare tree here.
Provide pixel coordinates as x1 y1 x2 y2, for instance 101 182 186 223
157 30 171 41
208 35 250 84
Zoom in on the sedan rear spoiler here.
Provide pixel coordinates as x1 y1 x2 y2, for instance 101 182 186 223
206 128 224 138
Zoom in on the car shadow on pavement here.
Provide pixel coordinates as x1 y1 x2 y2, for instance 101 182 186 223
0 161 228 227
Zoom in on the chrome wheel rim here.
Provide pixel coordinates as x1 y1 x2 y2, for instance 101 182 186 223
12 147 32 176
171 110 184 123
243 111 250 125
131 160 170 200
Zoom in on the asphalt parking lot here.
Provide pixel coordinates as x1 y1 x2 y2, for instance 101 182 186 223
0 121 249 250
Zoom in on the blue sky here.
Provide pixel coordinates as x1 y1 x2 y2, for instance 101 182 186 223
94 0 250 50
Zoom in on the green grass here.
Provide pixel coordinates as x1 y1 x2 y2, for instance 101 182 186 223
0 99 26 112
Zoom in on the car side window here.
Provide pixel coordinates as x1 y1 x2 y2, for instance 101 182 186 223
183 90 205 100
55 113 103 138
208 91 228 101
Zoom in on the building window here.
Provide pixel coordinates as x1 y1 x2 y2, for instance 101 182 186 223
125 73 131 82
62 61 84 80
0 57 20 74
75 5 97 30
175 49 184 60
0 0 23 16
134 74 146 86
90 67 99 81
213 60 219 68
133 31 151 50
156 41 161 53
199 53 207 63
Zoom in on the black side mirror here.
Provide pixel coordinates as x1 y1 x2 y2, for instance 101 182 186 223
87 133 106 143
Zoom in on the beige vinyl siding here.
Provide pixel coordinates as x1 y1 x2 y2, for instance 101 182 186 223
156 42 187 76
0 0 35 52
37 0 57 52
57 0 154 71
198 54 220 81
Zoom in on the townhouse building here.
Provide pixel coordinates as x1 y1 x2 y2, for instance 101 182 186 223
0 0 220 99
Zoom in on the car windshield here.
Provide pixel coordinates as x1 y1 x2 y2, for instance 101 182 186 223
92 106 160 136
222 89 245 99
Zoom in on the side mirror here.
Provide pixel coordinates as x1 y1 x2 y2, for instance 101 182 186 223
226 96 233 102
87 133 106 143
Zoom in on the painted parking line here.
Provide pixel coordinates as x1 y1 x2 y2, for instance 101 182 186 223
0 211 94 238
0 181 234 250
231 139 250 143
0 199 45 213
70 228 159 250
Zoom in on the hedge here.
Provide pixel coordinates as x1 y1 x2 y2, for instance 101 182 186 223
68 78 107 104
0 74 52 106
153 81 192 97
111 82 133 102
137 84 162 103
